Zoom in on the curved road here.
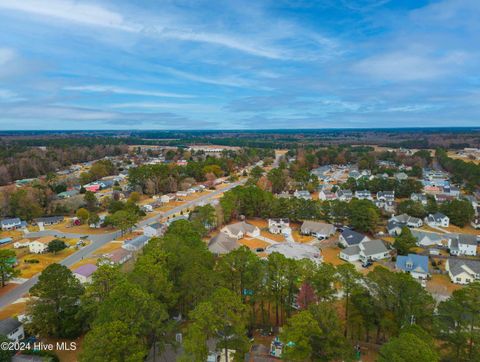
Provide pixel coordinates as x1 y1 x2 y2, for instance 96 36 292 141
0 180 246 309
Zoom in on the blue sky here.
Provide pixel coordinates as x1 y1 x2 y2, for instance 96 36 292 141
0 0 479 130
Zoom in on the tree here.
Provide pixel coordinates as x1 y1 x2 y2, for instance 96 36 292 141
397 200 426 218
128 191 141 204
337 263 363 337
393 227 417 255
189 204 217 233
80 321 146 362
109 209 140 235
27 264 84 338
440 199 475 227
88 212 100 227
76 208 90 224
0 249 19 287
378 326 439 362
47 239 67 254
0 334 14 361
296 282 317 310
348 199 379 233
84 191 97 211
183 288 248 362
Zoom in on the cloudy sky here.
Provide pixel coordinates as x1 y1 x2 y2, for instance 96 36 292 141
0 0 479 130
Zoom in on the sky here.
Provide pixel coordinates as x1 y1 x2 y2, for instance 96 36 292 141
0 0 480 130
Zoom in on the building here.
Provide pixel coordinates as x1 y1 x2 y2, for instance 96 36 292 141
411 193 428 205
319 190 337 201
293 190 311 200
446 258 480 284
386 214 423 235
0 218 23 230
395 254 429 280
102 248 133 265
265 242 322 264
33 216 64 226
0 317 24 342
376 191 395 202
160 194 175 203
300 221 335 240
122 235 150 251
143 222 166 237
221 221 260 240
73 263 97 283
268 219 291 234
425 213 450 228
472 217 480 230
339 229 370 248
339 239 390 263
208 232 241 255
412 231 446 247
336 189 353 202
448 234 478 256
354 190 373 200
28 236 56 254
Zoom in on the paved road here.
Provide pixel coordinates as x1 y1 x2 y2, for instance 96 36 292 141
0 179 246 309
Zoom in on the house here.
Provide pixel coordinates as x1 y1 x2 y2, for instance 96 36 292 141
0 317 24 342
396 254 429 280
412 231 446 247
28 236 56 254
384 201 396 214
33 216 64 226
265 242 322 263
425 213 449 227
319 190 337 201
143 222 166 237
336 189 353 202
0 218 23 230
339 239 390 263
387 214 423 235
446 258 480 284
395 172 408 181
0 237 12 245
102 248 133 265
471 217 480 230
142 204 154 213
208 232 241 255
84 184 101 193
13 238 31 249
122 235 150 251
57 190 80 199
293 190 311 200
339 229 370 247
268 219 291 234
160 193 176 203
73 263 97 283
354 190 372 200
221 221 260 240
376 191 395 202
176 191 188 197
300 221 335 240
448 234 478 256
411 193 428 205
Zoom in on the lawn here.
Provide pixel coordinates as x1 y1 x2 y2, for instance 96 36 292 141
427 274 462 295
0 300 26 320
291 230 315 244
260 230 285 242
321 246 346 266
239 238 269 250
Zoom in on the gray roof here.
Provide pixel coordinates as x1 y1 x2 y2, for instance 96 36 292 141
341 245 361 256
412 230 444 243
33 216 64 223
124 235 150 249
391 214 421 225
341 229 368 246
208 232 240 254
448 258 480 277
147 222 164 230
451 234 479 246
0 218 21 226
224 221 257 236
301 221 335 235
0 317 21 335
362 239 389 256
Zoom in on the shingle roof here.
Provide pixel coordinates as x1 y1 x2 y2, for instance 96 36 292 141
73 263 97 278
361 239 389 256
301 221 335 235
341 229 368 246
341 245 361 256
0 317 21 335
448 258 480 277
396 254 429 274
208 232 240 254
224 221 257 236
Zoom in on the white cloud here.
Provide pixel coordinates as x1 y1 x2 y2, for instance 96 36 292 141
64 85 193 98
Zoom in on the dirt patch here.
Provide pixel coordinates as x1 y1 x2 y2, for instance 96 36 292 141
246 219 268 229
321 246 346 266
0 300 26 319
239 238 269 250
427 274 462 295
291 230 315 244
260 231 285 242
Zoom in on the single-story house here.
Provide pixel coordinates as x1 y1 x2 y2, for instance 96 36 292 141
300 221 335 240
446 258 480 284
208 232 241 255
412 230 445 247
28 236 56 254
73 263 97 284
265 242 322 264
221 221 260 240
396 254 429 280
0 218 23 230
33 216 64 226
448 234 478 256
143 222 166 237
102 248 133 265
340 239 390 263
0 317 24 342
122 234 150 251
339 229 370 248
268 219 291 235
425 213 450 228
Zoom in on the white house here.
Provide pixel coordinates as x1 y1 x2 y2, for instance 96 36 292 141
411 193 428 205
122 235 150 251
142 204 154 213
448 234 478 256
268 219 291 234
143 222 165 237
376 191 395 202
0 318 24 342
340 239 390 263
446 258 480 284
221 221 260 240
160 194 175 203
73 263 98 284
176 191 188 197
336 189 353 202
387 214 423 235
395 254 429 281
354 190 373 200
28 236 56 254
0 218 23 231
339 229 370 248
472 217 480 230
425 213 449 227
319 190 337 201
412 231 446 247
293 190 311 200
13 239 30 249
300 221 335 240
